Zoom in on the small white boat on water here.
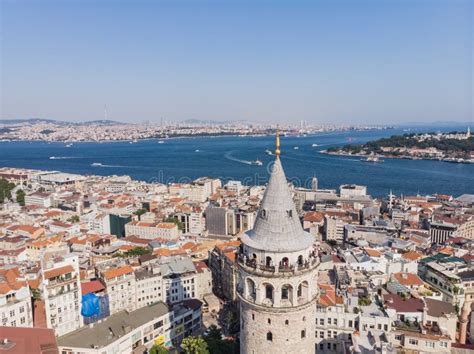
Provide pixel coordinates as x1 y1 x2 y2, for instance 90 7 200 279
361 152 383 163
158 140 165 144
312 143 319 147
91 162 103 167
294 146 299 150
65 143 73 147
265 149 273 155
251 160 263 166
195 149 200 152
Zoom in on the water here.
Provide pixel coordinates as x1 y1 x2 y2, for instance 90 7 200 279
0 127 473 197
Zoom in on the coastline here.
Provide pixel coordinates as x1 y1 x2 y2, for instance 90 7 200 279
321 150 474 164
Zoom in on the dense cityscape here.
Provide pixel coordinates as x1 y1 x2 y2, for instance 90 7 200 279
0 131 473 353
0 119 393 142
2 0 472 353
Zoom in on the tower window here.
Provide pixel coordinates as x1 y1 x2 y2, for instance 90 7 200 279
268 318 271 324
301 330 306 338
260 209 267 219
266 332 273 341
287 210 293 218
285 320 289 325
265 284 274 300
265 256 272 267
252 313 255 320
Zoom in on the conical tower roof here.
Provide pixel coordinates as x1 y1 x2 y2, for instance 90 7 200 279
241 131 313 253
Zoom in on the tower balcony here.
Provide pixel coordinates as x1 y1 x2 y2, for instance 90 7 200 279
237 254 319 278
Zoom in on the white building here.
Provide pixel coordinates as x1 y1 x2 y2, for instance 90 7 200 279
42 254 82 336
340 184 367 198
99 264 136 315
57 301 199 353
25 192 53 208
0 266 33 328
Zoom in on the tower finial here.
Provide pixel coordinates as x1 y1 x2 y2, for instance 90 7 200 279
275 127 281 158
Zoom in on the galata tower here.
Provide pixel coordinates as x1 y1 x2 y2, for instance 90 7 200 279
237 129 319 354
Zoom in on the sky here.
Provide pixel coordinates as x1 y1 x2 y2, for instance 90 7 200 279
1 0 472 125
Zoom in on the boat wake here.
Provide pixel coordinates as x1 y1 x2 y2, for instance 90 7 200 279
90 162 126 168
224 151 252 165
49 156 79 160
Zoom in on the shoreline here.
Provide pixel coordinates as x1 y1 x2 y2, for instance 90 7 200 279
321 150 474 164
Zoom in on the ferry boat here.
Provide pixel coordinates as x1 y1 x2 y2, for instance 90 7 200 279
361 153 383 163
158 140 165 144
91 162 103 167
265 149 273 155
65 143 73 148
251 160 263 166
312 143 319 147
293 146 299 150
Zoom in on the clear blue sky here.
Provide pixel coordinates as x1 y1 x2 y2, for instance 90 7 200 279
1 0 472 124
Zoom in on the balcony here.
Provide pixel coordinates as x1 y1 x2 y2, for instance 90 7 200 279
237 254 319 277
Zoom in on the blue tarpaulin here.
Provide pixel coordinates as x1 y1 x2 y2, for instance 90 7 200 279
81 292 100 317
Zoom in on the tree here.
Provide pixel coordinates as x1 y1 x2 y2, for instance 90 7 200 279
0 178 15 203
163 216 184 231
16 189 25 206
181 336 209 354
204 326 234 354
134 208 147 218
149 344 168 354
68 215 80 223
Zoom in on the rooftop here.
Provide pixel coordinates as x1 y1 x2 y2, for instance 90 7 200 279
57 302 169 349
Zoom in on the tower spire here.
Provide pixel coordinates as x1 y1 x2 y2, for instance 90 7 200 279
275 127 281 158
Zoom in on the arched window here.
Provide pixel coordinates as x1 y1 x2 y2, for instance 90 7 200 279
301 330 306 338
260 209 267 219
285 320 289 325
265 284 274 300
281 285 289 299
265 256 272 267
297 281 309 302
266 332 273 341
297 255 304 266
281 257 289 268
267 318 271 324
246 278 256 301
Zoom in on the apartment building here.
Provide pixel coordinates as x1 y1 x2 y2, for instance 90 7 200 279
58 300 202 353
125 221 179 240
25 192 53 208
99 265 136 315
42 254 82 336
0 266 33 328
208 241 240 301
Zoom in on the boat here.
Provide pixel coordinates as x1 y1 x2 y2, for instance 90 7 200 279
361 153 383 163
195 149 200 152
65 143 73 147
294 147 299 150
265 149 273 155
91 162 103 167
158 140 165 144
133 139 138 143
251 160 263 166
312 143 319 147
49 156 58 160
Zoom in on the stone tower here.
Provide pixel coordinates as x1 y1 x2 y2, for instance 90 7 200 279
237 129 319 354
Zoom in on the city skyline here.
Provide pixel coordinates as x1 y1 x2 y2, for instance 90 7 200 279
1 0 473 125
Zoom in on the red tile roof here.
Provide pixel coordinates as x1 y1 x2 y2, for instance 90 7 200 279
81 280 105 295
0 326 58 354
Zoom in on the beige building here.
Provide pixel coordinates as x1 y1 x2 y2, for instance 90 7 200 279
125 221 179 240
